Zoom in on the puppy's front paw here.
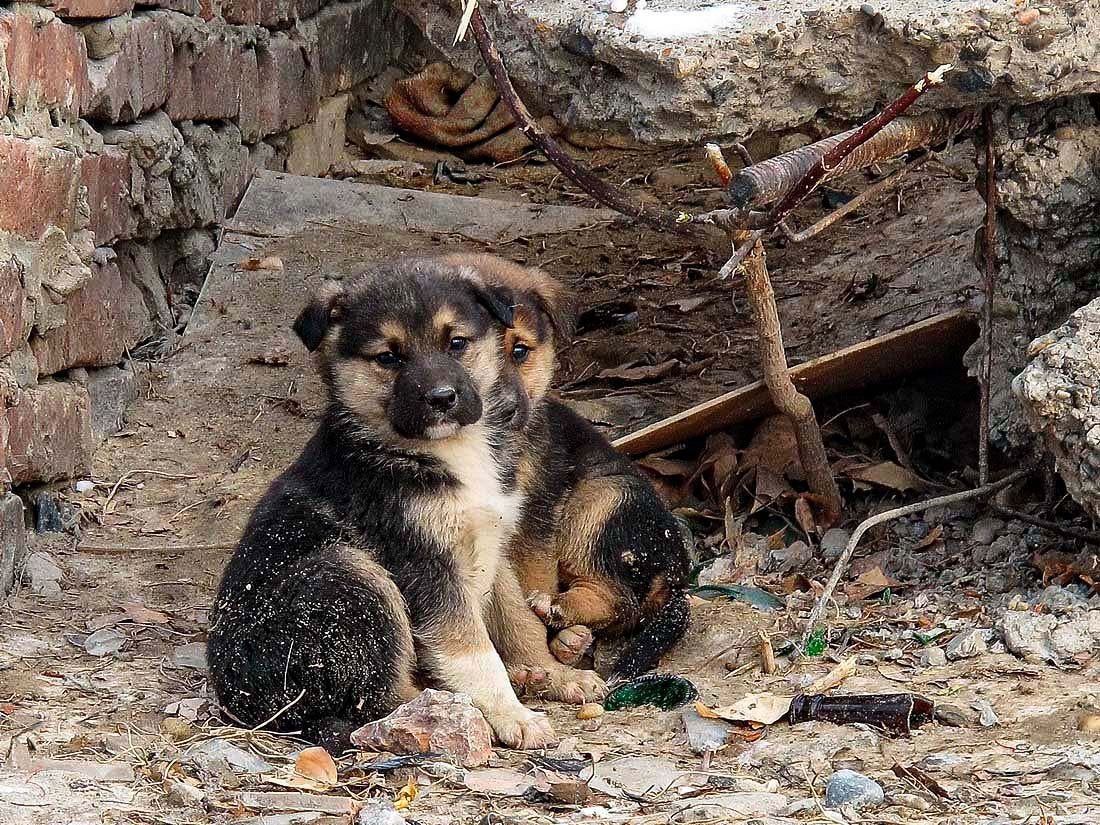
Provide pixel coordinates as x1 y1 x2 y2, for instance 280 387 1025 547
550 624 594 666
489 705 557 749
543 666 606 705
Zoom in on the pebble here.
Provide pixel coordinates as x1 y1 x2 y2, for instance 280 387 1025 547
357 799 407 825
681 707 732 754
577 703 604 720
945 628 988 660
824 770 884 810
972 699 999 727
969 517 1003 545
187 740 273 775
917 647 947 667
1017 7 1040 25
74 479 96 494
25 551 63 596
890 793 932 812
820 528 851 562
609 0 628 11
935 703 979 728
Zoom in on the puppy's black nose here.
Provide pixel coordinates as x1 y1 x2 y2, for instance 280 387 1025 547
427 386 458 412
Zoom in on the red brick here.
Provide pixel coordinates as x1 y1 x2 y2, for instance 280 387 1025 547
4 381 94 485
85 14 172 122
0 8 89 117
221 0 325 27
166 33 242 122
34 0 136 17
81 146 135 245
0 256 28 359
30 258 148 376
0 137 81 240
255 36 319 137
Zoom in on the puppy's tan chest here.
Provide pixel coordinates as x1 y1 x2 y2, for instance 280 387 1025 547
415 429 521 599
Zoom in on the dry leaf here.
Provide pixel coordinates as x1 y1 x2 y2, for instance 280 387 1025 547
706 693 793 726
751 466 794 513
804 657 858 694
635 456 695 478
912 524 944 550
699 432 740 500
843 461 927 492
845 566 901 601
741 415 804 480
394 778 418 810
723 498 745 557
268 746 338 791
463 768 533 796
794 495 817 536
248 347 292 367
666 296 710 313
239 255 284 271
88 602 171 631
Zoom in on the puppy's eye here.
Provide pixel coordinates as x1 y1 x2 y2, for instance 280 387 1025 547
448 336 469 354
374 351 401 368
511 343 531 364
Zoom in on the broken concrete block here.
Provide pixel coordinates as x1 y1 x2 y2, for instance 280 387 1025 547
86 363 139 439
285 94 348 177
1015 296 1100 521
349 689 494 768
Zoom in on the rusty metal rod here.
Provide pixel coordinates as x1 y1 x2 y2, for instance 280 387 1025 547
730 108 981 210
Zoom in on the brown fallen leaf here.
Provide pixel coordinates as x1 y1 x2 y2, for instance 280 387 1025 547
741 415 804 480
463 768 534 796
635 456 695 478
703 694 793 726
1031 549 1100 593
750 466 794 513
912 524 944 550
794 495 817 536
88 602 172 631
268 746 338 791
239 255 285 271
845 566 902 601
842 460 928 493
692 432 740 502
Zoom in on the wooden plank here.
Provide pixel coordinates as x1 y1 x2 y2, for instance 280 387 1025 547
613 309 979 456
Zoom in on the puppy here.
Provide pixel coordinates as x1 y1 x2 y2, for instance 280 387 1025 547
206 256 603 752
438 254 691 682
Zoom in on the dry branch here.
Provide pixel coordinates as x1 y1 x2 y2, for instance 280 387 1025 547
468 7 685 232
735 230 843 521
800 468 1031 650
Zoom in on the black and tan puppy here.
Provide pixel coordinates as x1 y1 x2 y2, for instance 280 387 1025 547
439 255 692 682
206 256 604 752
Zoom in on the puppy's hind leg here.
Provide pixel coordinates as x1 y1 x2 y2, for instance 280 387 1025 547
207 548 416 753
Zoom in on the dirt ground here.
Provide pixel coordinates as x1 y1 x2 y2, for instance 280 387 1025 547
2 139 1099 825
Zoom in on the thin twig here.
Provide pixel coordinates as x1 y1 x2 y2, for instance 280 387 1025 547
468 7 687 232
780 152 930 243
77 543 237 554
979 107 999 486
800 468 1031 649
250 689 306 733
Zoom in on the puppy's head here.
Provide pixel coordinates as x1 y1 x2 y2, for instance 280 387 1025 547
437 254 570 431
294 259 515 444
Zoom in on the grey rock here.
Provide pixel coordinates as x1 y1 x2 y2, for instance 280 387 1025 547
25 551 63 595
1000 610 1059 662
934 703 979 728
172 642 207 670
969 517 1004 545
357 800 407 825
820 528 851 562
972 699 999 727
84 628 126 656
917 647 947 667
0 494 27 596
86 365 139 440
824 769 884 810
1033 584 1091 615
945 628 989 660
682 707 733 754
187 740 273 775
766 540 811 574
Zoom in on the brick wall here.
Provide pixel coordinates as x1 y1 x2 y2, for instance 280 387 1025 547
0 0 413 589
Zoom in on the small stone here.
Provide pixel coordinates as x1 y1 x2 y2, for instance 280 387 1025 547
350 689 494 767
172 642 207 670
972 699 999 727
609 0 628 12
824 770 884 810
580 718 602 732
358 799 407 825
84 627 126 656
1078 713 1100 734
74 480 95 494
945 628 988 660
917 647 947 667
969 517 1003 545
1053 125 1078 140
186 739 273 775
882 647 904 661
25 551 63 594
165 779 205 807
820 529 851 562
1016 8 1040 26
681 707 732 754
934 703 979 727
766 540 811 574
577 703 604 720
890 792 931 812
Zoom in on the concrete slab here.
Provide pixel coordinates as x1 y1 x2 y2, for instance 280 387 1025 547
399 0 1100 143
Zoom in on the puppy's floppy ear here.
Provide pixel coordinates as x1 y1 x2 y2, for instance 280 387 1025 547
293 280 345 351
531 287 573 345
467 281 515 329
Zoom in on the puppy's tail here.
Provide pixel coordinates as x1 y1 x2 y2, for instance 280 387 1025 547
610 586 690 680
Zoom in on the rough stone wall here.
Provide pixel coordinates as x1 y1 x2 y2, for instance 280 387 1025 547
968 98 1100 453
0 0 413 592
